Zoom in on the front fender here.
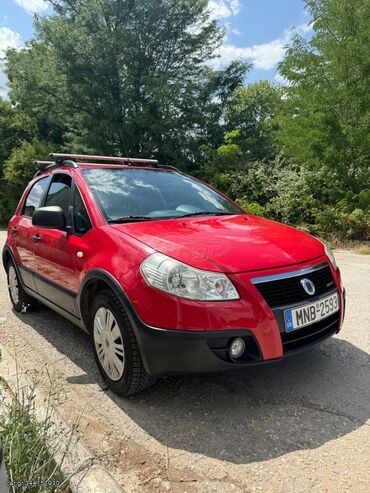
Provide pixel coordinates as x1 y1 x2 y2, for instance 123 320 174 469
78 269 152 372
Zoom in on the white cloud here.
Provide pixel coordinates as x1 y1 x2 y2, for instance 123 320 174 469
229 0 241 15
231 27 241 36
211 22 313 71
245 39 287 70
295 22 313 35
14 0 48 15
274 73 292 87
0 27 22 98
0 27 22 55
209 0 241 20
210 38 286 70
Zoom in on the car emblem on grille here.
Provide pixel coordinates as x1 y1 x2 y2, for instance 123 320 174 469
301 278 316 296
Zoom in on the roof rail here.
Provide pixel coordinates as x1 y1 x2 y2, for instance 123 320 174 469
33 158 79 178
35 161 54 171
50 153 159 165
33 153 179 178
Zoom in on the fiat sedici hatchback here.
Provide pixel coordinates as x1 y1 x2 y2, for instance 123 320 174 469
3 153 345 396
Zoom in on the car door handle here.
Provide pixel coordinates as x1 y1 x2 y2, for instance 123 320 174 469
11 227 17 236
32 234 41 242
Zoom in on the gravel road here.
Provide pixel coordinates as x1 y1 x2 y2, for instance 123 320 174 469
0 230 369 492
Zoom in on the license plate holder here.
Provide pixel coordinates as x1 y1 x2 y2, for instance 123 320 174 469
284 292 339 332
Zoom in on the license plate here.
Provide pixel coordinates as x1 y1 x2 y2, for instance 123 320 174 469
284 292 339 332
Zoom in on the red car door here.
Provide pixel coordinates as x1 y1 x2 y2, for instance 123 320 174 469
33 173 92 317
12 176 50 291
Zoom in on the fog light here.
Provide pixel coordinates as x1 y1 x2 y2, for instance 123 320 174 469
229 337 245 359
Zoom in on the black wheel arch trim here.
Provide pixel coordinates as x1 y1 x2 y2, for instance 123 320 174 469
78 269 152 370
3 244 18 272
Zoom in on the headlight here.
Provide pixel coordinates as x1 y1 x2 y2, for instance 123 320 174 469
141 253 239 301
324 243 337 270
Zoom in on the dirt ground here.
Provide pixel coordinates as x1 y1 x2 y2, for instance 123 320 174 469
0 231 369 492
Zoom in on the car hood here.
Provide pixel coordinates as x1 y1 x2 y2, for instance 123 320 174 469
111 214 325 273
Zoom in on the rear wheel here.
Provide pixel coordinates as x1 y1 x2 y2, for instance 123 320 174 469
6 261 38 312
90 290 156 396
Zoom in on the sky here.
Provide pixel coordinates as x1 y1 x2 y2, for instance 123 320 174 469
0 0 312 98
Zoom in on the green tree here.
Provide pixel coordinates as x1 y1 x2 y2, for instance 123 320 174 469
199 81 281 179
0 100 38 223
6 43 68 146
7 0 247 168
0 99 36 173
226 81 282 162
277 0 370 194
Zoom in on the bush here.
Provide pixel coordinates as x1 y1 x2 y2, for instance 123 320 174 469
3 140 53 188
209 160 279 205
315 207 370 241
266 167 320 226
235 198 266 216
0 140 54 226
0 182 20 225
209 163 370 241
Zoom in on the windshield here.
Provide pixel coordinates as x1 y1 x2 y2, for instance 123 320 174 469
82 168 243 222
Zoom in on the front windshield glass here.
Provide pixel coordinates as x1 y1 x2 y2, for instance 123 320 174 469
82 168 242 222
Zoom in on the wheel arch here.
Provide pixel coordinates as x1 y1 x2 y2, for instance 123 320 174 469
2 245 17 272
78 269 150 371
78 270 142 333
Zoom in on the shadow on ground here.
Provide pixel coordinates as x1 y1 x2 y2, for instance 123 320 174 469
16 305 370 464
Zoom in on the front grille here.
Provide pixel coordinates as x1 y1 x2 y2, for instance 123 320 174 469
281 312 340 354
254 263 334 308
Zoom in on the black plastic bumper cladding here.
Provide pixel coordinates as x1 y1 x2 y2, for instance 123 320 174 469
134 324 263 376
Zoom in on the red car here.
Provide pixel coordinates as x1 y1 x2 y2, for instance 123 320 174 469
3 153 345 396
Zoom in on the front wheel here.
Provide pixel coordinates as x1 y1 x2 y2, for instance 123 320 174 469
90 290 156 396
7 261 38 313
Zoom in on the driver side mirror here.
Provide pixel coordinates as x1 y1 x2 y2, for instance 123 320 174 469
32 206 66 230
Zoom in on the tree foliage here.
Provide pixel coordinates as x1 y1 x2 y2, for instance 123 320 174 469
7 0 247 168
225 81 282 162
277 0 370 193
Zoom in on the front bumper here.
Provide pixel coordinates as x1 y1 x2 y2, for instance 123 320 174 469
134 314 341 377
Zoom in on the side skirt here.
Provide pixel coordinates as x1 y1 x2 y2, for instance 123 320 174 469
17 266 87 332
23 283 86 331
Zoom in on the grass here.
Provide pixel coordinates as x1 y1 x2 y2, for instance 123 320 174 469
0 353 78 493
324 236 370 253
354 244 370 255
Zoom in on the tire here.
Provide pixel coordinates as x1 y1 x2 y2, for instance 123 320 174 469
6 261 38 313
90 290 156 396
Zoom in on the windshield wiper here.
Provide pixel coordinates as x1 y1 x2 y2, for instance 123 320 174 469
108 211 241 223
179 211 239 218
108 216 155 223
